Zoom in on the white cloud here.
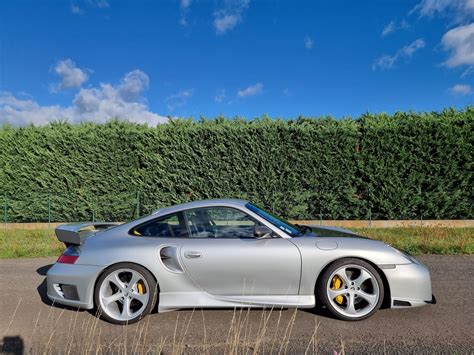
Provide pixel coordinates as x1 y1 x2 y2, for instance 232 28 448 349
382 21 396 36
91 0 110 9
441 23 474 68
117 70 150 101
372 39 425 70
304 36 314 49
449 83 472 94
0 93 66 126
53 59 89 90
411 0 474 24
237 82 263 97
214 14 240 34
166 89 194 111
213 0 250 35
214 89 226 103
71 4 83 14
381 20 409 37
410 1 474 75
179 0 191 26
0 70 168 126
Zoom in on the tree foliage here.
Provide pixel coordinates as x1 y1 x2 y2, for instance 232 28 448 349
0 108 472 222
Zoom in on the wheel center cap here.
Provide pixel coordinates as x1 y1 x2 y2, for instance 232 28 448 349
124 292 129 297
350 287 355 291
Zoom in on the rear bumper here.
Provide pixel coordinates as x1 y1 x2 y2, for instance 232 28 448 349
46 262 103 309
383 261 434 308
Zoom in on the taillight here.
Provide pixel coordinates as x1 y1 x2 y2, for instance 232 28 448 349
57 245 80 264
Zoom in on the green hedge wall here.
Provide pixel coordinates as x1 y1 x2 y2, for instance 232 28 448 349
0 108 472 222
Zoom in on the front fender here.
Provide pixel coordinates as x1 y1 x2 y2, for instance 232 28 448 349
292 237 411 295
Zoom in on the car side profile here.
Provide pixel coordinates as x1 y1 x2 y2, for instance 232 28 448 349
47 199 435 324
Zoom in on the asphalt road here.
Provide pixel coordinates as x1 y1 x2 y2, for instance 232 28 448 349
0 255 473 354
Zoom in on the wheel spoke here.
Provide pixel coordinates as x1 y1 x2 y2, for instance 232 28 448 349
336 267 351 287
328 288 347 300
129 272 141 289
110 273 126 291
354 269 372 288
102 292 122 308
121 297 132 318
130 291 147 304
357 290 377 305
346 294 357 315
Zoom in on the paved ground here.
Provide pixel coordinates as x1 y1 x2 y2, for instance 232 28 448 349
0 255 473 354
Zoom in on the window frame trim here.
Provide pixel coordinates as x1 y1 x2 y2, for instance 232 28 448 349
128 204 289 240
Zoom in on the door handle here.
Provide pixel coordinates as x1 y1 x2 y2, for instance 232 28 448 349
184 251 202 259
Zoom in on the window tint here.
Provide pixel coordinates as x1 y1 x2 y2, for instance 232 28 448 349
132 213 188 238
185 207 259 239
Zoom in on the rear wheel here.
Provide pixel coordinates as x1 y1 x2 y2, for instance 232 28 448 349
95 263 157 325
317 258 384 321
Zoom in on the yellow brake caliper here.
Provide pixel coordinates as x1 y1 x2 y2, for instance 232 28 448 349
137 281 145 295
331 275 344 305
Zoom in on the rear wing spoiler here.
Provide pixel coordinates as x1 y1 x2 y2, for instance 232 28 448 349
55 222 121 246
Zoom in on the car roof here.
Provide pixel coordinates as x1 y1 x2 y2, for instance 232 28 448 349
152 199 249 216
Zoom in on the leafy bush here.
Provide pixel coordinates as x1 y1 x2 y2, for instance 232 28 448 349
0 108 472 222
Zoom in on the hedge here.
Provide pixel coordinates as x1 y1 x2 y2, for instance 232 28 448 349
0 108 472 222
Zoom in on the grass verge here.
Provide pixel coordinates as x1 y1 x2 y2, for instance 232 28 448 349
0 227 472 258
355 227 473 255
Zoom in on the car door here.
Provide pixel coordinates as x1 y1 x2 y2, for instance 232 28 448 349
179 206 302 296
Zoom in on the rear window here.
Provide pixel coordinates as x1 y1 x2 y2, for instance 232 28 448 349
131 212 188 238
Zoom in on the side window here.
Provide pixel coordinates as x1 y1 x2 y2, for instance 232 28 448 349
132 212 188 238
185 207 259 239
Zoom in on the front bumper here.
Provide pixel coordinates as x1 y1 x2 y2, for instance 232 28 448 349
46 262 103 309
383 261 434 308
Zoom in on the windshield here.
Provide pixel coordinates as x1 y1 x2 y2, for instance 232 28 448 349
246 203 302 237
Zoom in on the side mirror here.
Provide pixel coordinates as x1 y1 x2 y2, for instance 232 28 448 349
254 225 273 239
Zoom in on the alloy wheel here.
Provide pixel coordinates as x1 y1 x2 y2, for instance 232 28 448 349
326 264 380 318
98 268 150 322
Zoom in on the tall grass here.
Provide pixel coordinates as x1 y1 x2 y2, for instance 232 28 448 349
11 304 328 354
0 228 62 258
355 227 474 255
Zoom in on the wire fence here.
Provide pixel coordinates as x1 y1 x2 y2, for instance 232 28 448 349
0 190 445 227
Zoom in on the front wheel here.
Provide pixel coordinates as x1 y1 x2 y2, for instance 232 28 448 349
95 263 158 325
317 258 384 321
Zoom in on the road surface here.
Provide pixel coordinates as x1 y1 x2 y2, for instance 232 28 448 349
0 255 472 354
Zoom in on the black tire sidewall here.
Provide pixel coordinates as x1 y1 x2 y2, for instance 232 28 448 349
94 263 158 325
317 258 384 321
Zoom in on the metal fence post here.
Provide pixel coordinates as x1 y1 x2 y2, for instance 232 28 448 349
48 194 51 228
3 194 7 226
368 186 372 228
319 208 322 226
136 191 140 219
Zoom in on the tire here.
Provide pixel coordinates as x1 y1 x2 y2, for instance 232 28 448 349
94 263 158 325
317 258 384 321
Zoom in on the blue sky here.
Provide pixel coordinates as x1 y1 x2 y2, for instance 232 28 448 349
0 0 473 125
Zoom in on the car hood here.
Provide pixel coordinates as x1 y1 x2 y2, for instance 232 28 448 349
299 225 369 239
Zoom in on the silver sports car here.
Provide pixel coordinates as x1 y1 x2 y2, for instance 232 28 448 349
47 199 435 324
